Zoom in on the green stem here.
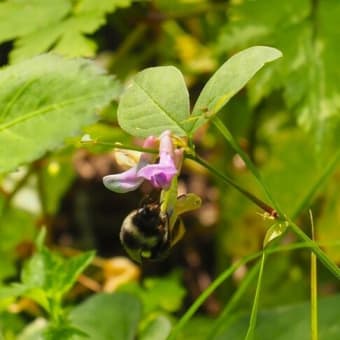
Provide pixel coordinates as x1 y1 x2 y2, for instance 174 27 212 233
189 152 339 279
208 262 261 337
93 136 279 218
212 116 283 215
245 252 266 340
90 136 339 278
168 253 261 340
48 296 64 326
309 210 318 340
80 140 158 155
168 241 326 340
188 154 279 218
288 219 340 279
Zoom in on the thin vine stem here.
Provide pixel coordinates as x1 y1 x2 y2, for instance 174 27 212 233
211 116 283 215
81 138 279 218
288 218 340 279
80 139 158 155
88 137 339 278
209 116 339 278
186 154 279 218
245 252 266 340
310 210 318 340
207 261 261 338
190 152 339 278
167 241 333 339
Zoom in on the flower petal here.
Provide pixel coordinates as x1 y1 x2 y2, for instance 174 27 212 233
137 157 177 189
102 136 158 193
159 130 174 159
137 130 178 189
103 166 144 193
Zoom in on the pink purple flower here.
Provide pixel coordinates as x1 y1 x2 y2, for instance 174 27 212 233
103 131 181 193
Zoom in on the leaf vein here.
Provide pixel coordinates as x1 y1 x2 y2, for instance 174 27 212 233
134 80 185 133
0 93 103 132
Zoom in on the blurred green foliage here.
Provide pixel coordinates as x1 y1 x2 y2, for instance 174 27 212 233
0 0 339 339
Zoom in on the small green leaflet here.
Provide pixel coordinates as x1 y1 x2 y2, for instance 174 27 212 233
118 66 190 137
117 46 281 138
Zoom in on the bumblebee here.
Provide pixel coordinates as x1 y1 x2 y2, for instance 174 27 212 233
120 194 201 263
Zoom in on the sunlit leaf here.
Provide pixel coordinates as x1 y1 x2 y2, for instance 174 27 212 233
70 293 142 340
118 66 190 137
119 274 186 314
0 0 70 43
77 0 131 13
0 0 133 62
0 54 118 174
139 315 172 340
189 46 282 134
263 222 288 247
21 247 95 299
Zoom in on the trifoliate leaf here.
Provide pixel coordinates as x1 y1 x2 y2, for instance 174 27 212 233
118 66 191 137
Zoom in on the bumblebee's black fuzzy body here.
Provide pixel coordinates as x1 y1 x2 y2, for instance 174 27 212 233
120 201 170 262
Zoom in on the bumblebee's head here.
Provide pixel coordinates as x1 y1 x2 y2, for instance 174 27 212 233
120 202 170 263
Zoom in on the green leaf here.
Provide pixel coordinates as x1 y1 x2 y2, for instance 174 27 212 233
0 311 26 339
56 251 95 295
0 54 118 174
1 0 133 62
19 230 94 306
44 324 87 340
0 284 28 301
0 0 70 43
217 0 340 152
10 24 65 63
119 274 186 314
70 292 142 340
189 46 282 134
117 66 190 137
22 247 95 299
77 0 131 13
143 277 186 312
140 315 172 340
52 30 97 58
211 294 340 340
17 318 47 340
263 222 289 247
